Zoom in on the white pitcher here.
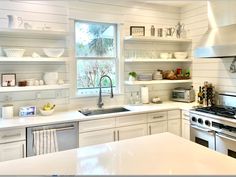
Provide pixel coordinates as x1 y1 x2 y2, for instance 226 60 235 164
7 15 23 29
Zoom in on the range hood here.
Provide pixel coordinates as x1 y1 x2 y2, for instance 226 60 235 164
195 1 236 58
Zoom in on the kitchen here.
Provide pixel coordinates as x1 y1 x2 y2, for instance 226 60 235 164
0 0 236 175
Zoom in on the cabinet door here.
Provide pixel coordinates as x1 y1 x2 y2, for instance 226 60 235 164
79 128 115 147
182 119 190 140
148 121 168 135
168 119 181 136
0 141 25 162
168 110 181 120
117 124 147 141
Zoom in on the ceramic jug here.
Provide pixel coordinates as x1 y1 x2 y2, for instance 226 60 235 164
7 15 23 28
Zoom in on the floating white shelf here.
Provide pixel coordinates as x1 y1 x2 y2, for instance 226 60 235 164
124 36 192 43
125 58 192 63
0 28 68 39
0 84 70 93
125 80 192 85
0 57 68 62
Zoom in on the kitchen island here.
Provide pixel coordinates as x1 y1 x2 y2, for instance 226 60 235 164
0 132 235 175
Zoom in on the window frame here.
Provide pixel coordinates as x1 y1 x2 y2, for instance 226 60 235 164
75 20 120 97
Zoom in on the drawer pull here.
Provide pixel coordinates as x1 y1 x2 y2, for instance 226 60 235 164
2 133 21 139
153 116 164 119
149 125 152 135
113 131 116 141
117 130 120 141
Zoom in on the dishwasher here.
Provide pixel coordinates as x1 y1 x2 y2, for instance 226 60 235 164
26 122 78 157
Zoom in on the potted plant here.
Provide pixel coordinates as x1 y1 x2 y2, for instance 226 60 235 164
128 71 137 81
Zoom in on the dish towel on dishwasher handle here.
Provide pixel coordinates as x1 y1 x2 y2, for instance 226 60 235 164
33 129 58 155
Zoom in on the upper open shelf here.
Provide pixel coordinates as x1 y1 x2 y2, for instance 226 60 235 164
0 28 68 39
124 36 192 43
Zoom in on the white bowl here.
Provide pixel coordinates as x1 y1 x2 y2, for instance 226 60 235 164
4 48 25 57
160 53 169 59
174 52 188 59
39 108 54 116
43 48 64 58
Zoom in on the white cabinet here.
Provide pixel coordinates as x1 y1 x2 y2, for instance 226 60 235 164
168 119 181 136
148 121 168 135
0 128 26 162
117 124 147 141
79 128 115 147
181 110 190 140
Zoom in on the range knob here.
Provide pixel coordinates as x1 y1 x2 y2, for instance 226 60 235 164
198 118 203 124
191 117 197 122
205 120 211 126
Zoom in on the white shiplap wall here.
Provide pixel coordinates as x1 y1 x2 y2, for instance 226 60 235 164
181 2 236 94
0 0 195 115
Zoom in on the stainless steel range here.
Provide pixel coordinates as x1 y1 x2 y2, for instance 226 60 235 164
190 92 236 159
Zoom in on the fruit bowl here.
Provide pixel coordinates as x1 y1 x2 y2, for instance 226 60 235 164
39 108 55 116
4 48 25 57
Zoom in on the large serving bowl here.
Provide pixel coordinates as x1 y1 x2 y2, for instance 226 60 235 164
43 48 64 58
174 52 188 59
4 48 25 57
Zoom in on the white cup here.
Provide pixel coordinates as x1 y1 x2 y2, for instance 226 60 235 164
26 79 35 86
1 104 14 119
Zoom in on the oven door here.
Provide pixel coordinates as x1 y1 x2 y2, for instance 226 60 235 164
216 133 236 159
190 124 215 150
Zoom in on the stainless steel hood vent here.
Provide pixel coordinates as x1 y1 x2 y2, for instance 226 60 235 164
195 1 236 58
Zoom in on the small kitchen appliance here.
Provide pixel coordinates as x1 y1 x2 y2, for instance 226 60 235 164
171 87 195 103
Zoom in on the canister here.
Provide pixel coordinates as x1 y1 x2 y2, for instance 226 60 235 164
1 104 14 119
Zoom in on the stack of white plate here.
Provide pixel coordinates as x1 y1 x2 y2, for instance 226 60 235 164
137 74 152 81
43 72 58 85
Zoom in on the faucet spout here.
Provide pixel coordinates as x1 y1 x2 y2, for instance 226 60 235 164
97 75 114 108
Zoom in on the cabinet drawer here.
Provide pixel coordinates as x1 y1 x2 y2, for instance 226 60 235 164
116 114 147 127
182 110 190 121
0 129 25 144
168 110 181 120
79 118 115 133
147 112 167 123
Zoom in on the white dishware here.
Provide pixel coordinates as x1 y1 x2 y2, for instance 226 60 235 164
4 48 25 57
26 79 35 86
58 79 64 85
43 72 58 85
32 52 40 58
39 80 44 85
1 104 14 119
34 80 39 86
174 52 188 59
7 15 23 29
159 53 169 59
43 48 64 58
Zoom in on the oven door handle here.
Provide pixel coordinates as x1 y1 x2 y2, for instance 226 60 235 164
190 125 214 133
216 133 236 142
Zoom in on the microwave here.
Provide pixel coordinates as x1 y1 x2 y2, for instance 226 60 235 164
172 88 195 103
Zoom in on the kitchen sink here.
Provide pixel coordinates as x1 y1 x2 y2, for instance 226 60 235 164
79 107 130 116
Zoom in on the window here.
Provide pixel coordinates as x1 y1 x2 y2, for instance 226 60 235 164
75 21 118 96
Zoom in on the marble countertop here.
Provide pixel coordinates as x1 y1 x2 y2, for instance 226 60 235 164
0 101 197 130
0 132 235 175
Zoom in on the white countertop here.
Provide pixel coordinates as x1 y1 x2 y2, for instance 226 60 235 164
0 132 235 175
0 101 197 130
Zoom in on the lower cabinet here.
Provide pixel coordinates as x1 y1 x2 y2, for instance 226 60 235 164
79 124 147 147
118 124 147 141
148 121 168 135
168 119 181 136
0 141 26 162
182 119 190 140
79 128 115 147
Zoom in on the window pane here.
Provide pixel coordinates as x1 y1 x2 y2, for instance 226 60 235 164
77 60 116 89
75 22 116 57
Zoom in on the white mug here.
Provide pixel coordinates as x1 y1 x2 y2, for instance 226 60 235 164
7 15 23 29
1 104 14 119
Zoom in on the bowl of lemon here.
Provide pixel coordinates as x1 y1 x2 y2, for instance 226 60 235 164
40 103 55 116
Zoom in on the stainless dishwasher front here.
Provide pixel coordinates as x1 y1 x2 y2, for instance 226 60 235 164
26 122 78 157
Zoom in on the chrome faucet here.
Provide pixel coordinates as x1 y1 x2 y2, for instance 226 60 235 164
97 75 114 108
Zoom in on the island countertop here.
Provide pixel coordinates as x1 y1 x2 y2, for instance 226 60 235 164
0 133 235 175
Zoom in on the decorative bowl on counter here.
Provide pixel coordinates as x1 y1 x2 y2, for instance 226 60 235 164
4 48 25 57
174 52 188 59
39 108 55 116
43 48 64 58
